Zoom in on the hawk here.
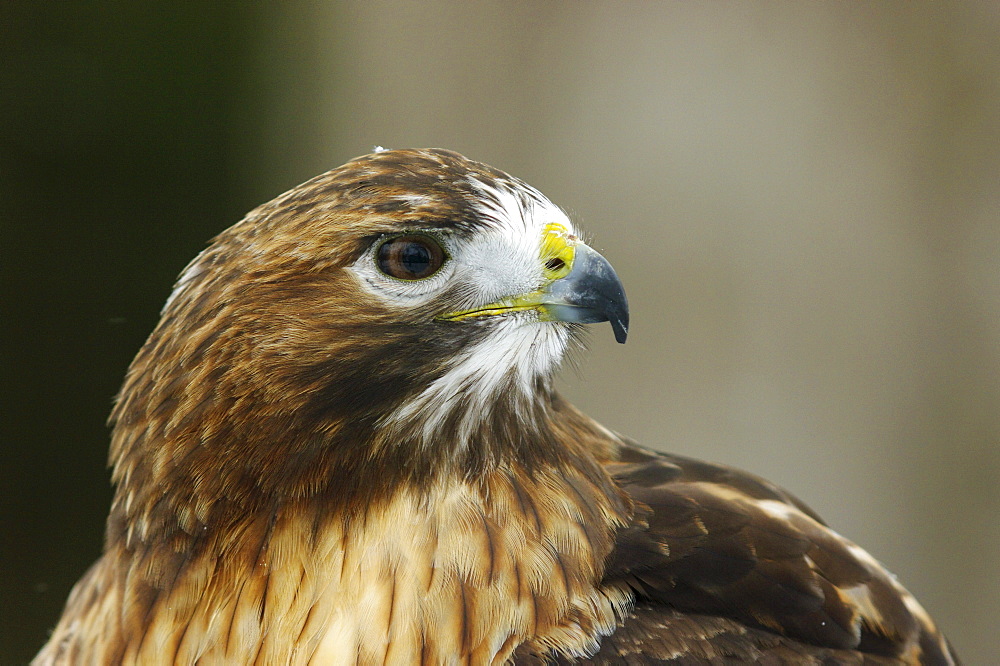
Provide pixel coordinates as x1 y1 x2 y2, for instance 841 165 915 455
37 149 958 664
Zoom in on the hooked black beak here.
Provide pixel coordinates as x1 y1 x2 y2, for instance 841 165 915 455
541 243 629 343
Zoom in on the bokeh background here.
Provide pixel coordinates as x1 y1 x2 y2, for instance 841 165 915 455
3 2 998 662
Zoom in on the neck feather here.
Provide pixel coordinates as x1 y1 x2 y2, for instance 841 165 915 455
95 381 634 663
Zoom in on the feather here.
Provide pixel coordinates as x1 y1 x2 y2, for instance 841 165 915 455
36 149 958 665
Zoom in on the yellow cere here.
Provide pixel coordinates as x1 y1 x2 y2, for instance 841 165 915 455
437 223 579 322
539 223 576 280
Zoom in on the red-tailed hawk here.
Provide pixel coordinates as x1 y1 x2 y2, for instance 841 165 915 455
37 149 958 664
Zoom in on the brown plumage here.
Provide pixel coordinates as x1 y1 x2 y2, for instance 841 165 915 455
36 148 958 664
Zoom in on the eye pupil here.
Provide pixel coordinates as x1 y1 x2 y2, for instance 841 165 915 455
401 243 430 274
377 235 445 280
545 257 565 272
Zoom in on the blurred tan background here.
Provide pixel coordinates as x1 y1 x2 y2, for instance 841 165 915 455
3 2 997 662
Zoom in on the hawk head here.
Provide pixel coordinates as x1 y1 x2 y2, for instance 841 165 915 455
109 148 628 534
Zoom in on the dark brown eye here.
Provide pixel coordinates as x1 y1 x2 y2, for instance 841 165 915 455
376 234 446 280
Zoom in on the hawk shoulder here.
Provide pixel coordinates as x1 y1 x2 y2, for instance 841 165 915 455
545 441 957 664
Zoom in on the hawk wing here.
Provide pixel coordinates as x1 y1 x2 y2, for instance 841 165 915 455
570 441 957 664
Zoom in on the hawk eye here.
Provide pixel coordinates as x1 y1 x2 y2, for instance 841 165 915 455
376 234 446 280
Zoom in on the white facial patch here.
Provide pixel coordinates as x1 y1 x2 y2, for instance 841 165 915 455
450 176 576 307
381 317 572 450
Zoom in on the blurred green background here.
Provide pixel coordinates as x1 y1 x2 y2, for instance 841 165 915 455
3 2 998 663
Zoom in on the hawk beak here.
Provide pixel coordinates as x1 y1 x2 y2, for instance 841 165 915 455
439 240 630 344
539 243 629 343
